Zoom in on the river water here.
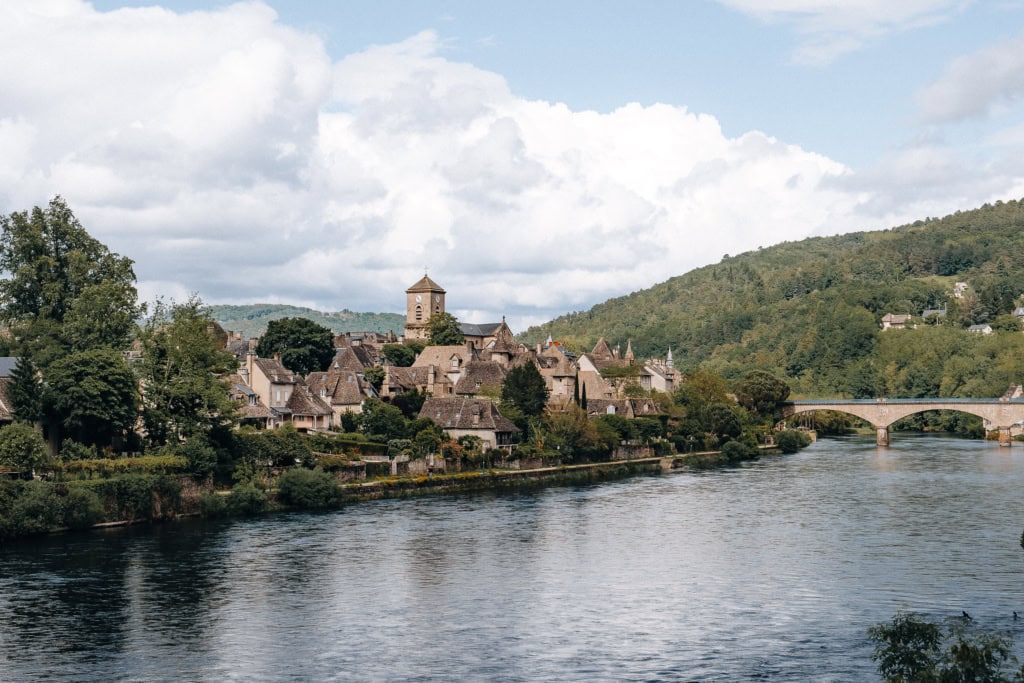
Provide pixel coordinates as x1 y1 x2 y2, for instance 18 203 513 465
2 435 1024 681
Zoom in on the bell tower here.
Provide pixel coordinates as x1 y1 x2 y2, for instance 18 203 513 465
404 273 446 341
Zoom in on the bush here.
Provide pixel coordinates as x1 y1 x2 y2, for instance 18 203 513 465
276 467 341 510
198 491 228 519
173 439 217 478
721 440 752 463
0 424 50 473
9 481 63 536
60 440 99 462
776 430 810 454
61 486 104 529
227 481 269 516
59 455 188 479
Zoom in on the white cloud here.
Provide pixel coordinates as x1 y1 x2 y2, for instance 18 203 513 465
917 31 1024 122
718 0 965 64
0 1 1020 333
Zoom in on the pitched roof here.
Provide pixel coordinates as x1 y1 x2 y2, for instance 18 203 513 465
412 345 475 368
253 357 301 384
328 346 376 371
406 274 445 293
591 337 615 359
307 369 369 406
386 366 452 392
419 397 519 433
460 322 503 337
454 361 508 395
286 384 333 417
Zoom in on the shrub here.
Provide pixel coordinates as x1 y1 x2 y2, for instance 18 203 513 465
316 454 354 471
227 481 269 516
61 486 104 529
59 455 188 479
276 467 341 510
172 439 217 478
198 491 228 519
59 440 99 462
721 440 752 463
776 430 810 454
9 481 63 535
0 424 50 473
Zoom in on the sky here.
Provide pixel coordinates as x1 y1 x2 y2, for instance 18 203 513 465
3 1 1024 332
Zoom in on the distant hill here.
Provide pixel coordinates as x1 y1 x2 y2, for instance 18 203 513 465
208 304 404 339
521 199 1024 398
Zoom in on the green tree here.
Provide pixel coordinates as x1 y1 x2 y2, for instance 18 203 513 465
0 423 49 473
137 296 238 446
501 363 550 417
363 365 385 392
359 398 408 441
382 343 417 367
426 312 464 346
868 611 1020 682
46 348 139 449
0 196 142 367
734 370 790 419
7 356 43 423
255 317 334 376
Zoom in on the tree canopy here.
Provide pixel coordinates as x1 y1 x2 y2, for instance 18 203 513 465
255 317 334 376
427 312 464 346
0 196 141 367
137 296 239 446
501 362 549 417
46 348 139 449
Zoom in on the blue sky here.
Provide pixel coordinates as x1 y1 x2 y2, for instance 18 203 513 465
5 1 1024 330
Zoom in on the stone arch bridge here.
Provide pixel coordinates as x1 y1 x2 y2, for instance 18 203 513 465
779 398 1024 446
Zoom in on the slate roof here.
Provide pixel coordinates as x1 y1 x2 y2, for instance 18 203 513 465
328 347 376 371
460 322 503 337
454 361 508 395
307 369 371 406
286 384 333 417
419 397 519 433
0 357 19 378
386 366 452 393
253 357 301 384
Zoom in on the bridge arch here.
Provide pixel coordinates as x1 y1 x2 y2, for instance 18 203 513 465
779 399 1024 446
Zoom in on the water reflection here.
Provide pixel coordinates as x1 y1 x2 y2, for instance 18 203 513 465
2 436 1024 681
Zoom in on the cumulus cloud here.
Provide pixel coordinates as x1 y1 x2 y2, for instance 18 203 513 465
718 0 965 64
917 31 1024 122
0 1 1018 332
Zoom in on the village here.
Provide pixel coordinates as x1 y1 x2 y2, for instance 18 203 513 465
220 274 677 455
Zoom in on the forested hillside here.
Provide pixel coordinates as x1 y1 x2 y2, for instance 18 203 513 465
522 199 1024 398
209 304 403 339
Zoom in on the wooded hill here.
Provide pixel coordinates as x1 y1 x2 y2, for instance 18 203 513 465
521 199 1024 399
208 304 403 339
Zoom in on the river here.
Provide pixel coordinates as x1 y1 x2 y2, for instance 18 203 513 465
2 435 1024 681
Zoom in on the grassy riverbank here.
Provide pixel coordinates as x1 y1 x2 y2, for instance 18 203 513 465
0 445 784 541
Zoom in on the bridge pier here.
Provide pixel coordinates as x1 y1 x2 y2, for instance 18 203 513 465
998 427 1013 447
875 426 889 447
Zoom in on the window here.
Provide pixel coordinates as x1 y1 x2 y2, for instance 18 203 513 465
415 304 422 321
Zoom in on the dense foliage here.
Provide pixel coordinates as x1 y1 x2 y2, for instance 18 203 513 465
255 316 335 376
523 199 1024 398
426 312 464 346
868 611 1024 682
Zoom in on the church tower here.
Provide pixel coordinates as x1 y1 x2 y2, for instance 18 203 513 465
404 273 446 341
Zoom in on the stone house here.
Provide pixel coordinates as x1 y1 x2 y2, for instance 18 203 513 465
241 352 332 431
419 397 519 451
306 366 376 421
881 313 913 330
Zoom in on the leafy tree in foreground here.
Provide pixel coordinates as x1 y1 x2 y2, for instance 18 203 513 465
0 423 50 473
8 356 43 423
501 363 549 417
47 348 138 449
0 196 142 367
426 312 464 346
137 296 238 447
868 610 1022 682
256 317 334 376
